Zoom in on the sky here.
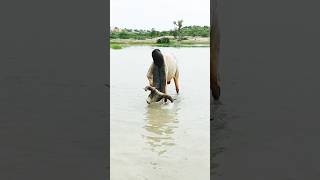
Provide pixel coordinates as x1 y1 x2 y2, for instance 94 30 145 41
110 0 210 31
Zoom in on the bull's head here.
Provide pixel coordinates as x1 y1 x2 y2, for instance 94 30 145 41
144 86 174 104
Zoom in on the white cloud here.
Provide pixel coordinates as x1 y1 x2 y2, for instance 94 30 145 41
111 0 210 31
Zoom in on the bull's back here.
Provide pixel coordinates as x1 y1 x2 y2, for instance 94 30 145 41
164 54 178 80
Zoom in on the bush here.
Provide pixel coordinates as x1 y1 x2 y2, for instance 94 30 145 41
118 31 130 39
157 37 170 44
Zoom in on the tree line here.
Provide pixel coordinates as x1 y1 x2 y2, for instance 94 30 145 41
111 25 210 40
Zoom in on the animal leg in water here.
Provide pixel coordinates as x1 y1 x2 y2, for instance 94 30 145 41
174 77 180 93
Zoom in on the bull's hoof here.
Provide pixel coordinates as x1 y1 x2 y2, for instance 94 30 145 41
212 86 220 100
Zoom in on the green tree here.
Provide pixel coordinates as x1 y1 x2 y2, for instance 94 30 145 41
150 28 157 38
118 31 130 39
173 20 184 41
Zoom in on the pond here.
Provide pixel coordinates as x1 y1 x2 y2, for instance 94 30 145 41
110 46 210 180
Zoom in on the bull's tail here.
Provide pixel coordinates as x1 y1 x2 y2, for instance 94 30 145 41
152 64 166 93
152 49 166 93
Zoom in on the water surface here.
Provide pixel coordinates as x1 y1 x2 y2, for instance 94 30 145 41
110 46 210 180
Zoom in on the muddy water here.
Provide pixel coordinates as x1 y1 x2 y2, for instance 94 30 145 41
110 46 210 180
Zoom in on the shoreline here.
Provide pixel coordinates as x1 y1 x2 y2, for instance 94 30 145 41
110 36 210 49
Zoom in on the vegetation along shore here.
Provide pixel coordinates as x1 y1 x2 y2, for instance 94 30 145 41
110 22 210 49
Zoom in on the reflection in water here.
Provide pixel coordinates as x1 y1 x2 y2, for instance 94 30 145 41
212 100 226 129
211 98 227 176
143 102 179 156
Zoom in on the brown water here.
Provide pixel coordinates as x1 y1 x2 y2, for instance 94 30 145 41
110 46 210 180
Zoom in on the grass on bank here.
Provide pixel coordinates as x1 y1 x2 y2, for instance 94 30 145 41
110 44 123 49
110 37 209 49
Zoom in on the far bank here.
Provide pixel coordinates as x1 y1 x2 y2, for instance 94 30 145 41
110 36 210 49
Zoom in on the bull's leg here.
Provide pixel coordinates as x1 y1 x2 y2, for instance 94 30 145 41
211 73 220 100
211 45 221 100
164 79 167 94
163 84 167 103
174 77 180 94
211 0 221 100
148 79 153 87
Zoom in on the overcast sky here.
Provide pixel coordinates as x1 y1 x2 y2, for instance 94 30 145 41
111 0 210 31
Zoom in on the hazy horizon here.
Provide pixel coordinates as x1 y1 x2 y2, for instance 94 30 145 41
111 0 210 31
110 24 210 31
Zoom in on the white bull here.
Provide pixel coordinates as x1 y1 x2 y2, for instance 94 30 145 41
146 49 179 103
